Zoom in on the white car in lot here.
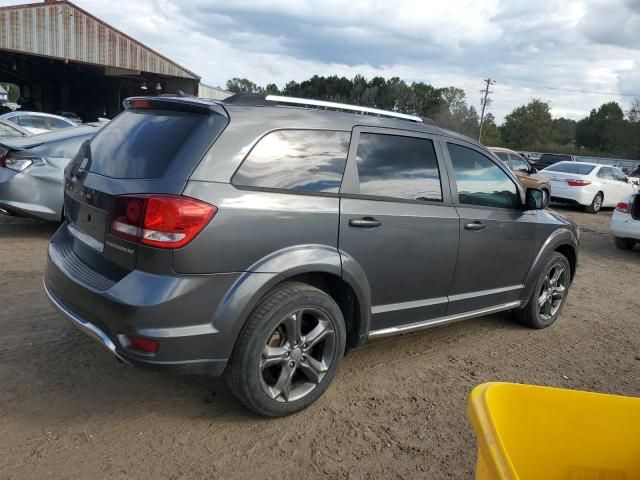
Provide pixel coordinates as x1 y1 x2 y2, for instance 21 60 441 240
611 193 640 250
539 161 636 213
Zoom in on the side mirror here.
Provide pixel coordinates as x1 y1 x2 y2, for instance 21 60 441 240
525 188 545 210
529 166 538 174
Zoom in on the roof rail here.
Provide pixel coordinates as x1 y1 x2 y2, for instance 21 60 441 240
265 95 423 123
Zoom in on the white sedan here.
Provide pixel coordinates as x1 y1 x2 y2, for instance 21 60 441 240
611 193 640 250
539 161 636 213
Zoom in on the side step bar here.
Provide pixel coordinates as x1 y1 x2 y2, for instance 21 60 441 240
368 301 521 339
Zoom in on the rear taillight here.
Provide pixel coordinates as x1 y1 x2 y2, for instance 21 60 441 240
109 195 216 249
616 201 630 213
566 179 591 187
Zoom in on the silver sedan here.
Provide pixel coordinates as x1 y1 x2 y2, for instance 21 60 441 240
0 124 102 221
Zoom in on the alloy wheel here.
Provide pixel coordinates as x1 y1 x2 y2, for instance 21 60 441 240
593 194 602 212
537 264 568 321
259 308 336 403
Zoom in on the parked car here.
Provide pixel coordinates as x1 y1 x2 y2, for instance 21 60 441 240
0 119 31 139
488 147 551 205
55 111 83 125
0 124 102 221
44 94 579 417
629 166 640 184
611 193 640 250
0 111 77 134
518 151 541 162
539 161 636 213
534 153 576 170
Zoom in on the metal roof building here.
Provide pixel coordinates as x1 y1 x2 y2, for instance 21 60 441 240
0 0 203 120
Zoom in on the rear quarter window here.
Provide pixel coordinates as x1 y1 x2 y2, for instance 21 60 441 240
85 110 205 179
232 130 350 193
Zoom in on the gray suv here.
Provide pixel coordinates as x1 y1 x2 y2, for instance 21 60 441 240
44 94 579 417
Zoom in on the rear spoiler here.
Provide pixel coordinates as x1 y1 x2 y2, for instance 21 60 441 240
123 96 228 117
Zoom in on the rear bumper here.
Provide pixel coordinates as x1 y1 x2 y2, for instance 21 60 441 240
44 225 243 376
0 167 63 221
550 187 595 207
611 211 640 240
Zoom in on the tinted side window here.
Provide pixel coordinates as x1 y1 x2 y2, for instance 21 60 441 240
233 130 350 193
18 115 47 129
355 133 442 201
612 168 628 182
448 143 520 209
47 117 73 129
597 167 614 180
494 152 510 163
510 156 530 172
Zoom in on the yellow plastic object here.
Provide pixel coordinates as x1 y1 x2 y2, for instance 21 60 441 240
468 382 640 480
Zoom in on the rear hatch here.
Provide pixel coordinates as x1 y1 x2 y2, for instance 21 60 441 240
63 96 228 276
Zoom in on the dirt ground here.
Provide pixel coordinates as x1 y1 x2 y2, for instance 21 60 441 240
1 207 639 480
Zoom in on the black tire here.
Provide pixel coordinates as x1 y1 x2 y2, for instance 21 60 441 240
614 237 636 250
585 192 603 214
225 282 346 417
514 252 571 329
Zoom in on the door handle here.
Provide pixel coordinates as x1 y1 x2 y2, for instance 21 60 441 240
349 217 382 228
464 221 486 231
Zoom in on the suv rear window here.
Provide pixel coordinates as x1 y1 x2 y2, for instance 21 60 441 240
233 130 350 193
545 163 595 175
85 110 205 179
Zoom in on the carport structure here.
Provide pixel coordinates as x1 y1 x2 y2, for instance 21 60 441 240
0 0 200 121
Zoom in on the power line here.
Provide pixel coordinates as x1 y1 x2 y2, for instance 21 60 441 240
497 80 639 98
478 77 495 141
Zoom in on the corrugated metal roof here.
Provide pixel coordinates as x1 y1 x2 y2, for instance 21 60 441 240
0 1 199 80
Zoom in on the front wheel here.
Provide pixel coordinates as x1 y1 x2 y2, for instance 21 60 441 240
585 192 603 214
514 252 571 329
225 282 346 417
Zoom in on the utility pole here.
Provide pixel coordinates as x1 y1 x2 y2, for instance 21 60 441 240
478 77 495 142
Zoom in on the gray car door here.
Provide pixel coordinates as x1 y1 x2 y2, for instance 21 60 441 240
339 127 459 333
442 138 538 315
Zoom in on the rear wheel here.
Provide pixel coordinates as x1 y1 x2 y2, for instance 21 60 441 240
585 192 603 214
614 237 636 250
514 252 570 329
226 282 346 417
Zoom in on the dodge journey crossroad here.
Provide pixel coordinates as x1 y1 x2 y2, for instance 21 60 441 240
44 94 579 417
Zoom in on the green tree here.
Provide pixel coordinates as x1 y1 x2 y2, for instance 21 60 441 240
480 113 502 146
502 99 553 149
264 83 280 94
226 78 263 94
575 102 627 154
627 98 640 122
550 118 576 146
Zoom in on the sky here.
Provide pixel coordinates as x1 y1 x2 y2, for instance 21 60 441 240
3 0 639 123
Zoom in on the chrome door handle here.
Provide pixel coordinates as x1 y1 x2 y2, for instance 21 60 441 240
464 221 486 231
349 217 382 228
